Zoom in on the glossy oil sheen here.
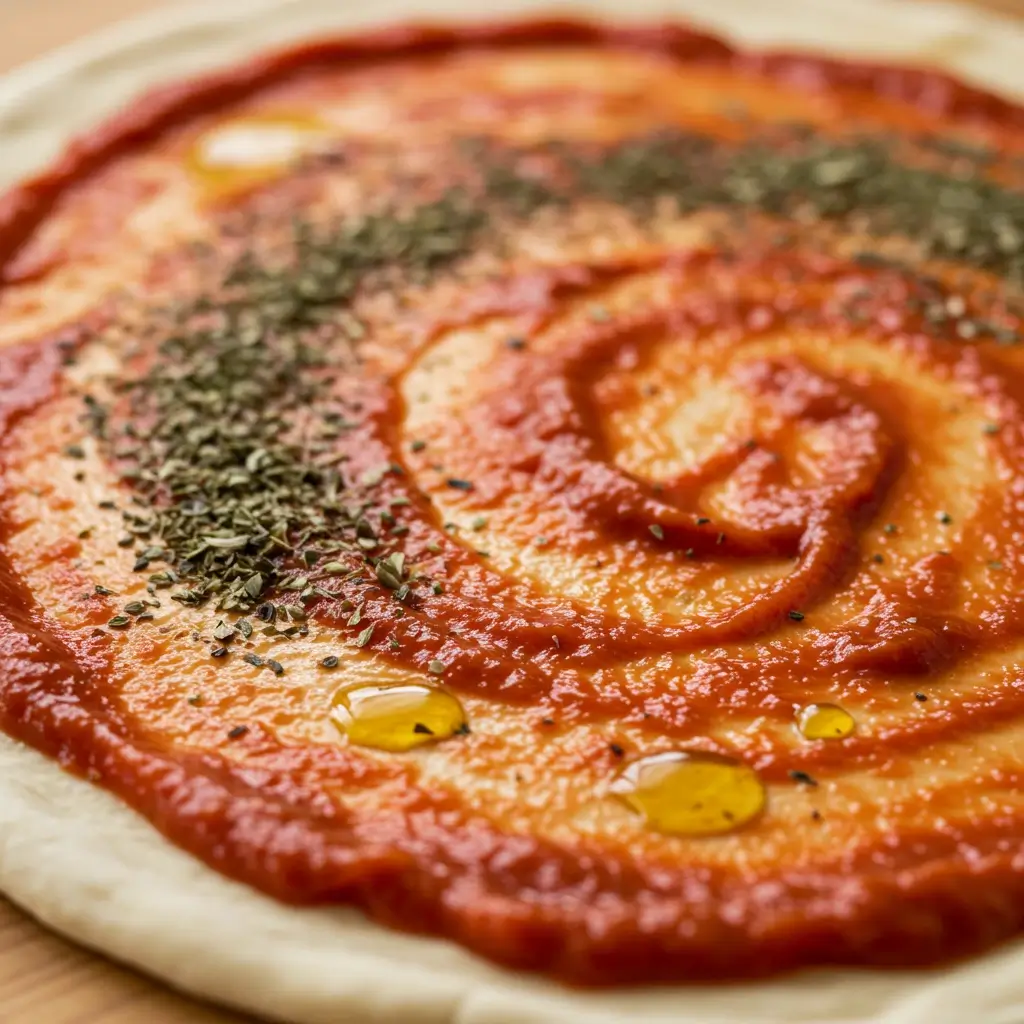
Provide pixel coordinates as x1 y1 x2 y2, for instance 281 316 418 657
610 750 765 836
331 683 467 752
797 703 856 740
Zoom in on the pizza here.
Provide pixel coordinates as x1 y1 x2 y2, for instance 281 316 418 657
5 3 1024 1021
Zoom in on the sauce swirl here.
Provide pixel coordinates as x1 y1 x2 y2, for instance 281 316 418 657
3 18 1024 985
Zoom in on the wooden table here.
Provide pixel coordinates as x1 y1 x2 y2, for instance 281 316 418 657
0 0 1021 1021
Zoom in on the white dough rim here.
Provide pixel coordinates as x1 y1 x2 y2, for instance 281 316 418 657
3 1 1024 1021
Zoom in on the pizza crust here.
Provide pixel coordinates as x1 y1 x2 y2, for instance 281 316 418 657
3 1 1024 1021
8 732 1024 1024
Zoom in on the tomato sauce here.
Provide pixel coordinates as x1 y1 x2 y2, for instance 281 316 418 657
3 19 1024 985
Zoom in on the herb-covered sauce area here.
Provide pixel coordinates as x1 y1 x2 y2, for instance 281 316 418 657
3 20 1024 984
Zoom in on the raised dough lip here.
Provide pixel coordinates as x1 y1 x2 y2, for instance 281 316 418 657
1 0 1022 185
3 2 1024 1023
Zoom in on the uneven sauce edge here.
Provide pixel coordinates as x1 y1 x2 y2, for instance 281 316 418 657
2 17 1024 986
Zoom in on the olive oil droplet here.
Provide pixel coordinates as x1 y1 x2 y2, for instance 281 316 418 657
188 114 332 189
609 750 765 837
331 683 466 752
797 703 855 740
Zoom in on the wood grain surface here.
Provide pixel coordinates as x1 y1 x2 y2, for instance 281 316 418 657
0 1 1020 1022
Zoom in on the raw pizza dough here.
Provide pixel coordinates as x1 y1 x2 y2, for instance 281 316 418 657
3 1 1024 1022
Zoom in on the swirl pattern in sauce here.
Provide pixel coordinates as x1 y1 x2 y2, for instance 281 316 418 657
3 21 1024 983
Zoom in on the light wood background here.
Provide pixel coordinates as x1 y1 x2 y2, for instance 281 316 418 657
0 0 1021 1022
